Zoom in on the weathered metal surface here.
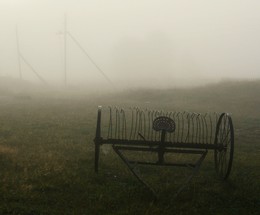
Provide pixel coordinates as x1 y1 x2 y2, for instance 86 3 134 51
94 106 234 197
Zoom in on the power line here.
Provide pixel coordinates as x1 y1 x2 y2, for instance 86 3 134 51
19 54 47 85
66 31 114 87
16 25 22 79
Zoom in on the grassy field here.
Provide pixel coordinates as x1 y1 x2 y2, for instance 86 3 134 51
0 80 259 214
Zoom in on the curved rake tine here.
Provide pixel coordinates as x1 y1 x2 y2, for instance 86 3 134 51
138 109 143 140
180 111 185 143
120 108 127 140
209 114 213 144
176 112 181 143
199 114 203 144
150 110 155 141
185 112 191 143
147 110 151 140
214 112 219 143
107 106 113 139
154 110 160 140
114 107 121 139
195 114 199 143
203 113 208 144
198 114 203 144
142 110 146 140
133 108 140 140
168 112 174 142
165 111 171 141
129 107 134 140
114 107 117 139
198 114 202 144
199 115 203 144
191 113 196 144
172 112 177 142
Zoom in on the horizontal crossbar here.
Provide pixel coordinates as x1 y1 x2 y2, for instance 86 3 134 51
97 138 221 150
113 145 206 154
127 160 196 168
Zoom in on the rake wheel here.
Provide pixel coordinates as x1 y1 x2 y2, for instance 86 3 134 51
214 113 234 180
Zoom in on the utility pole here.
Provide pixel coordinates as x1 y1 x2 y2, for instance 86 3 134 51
64 13 67 86
16 25 22 80
15 25 47 85
58 14 114 88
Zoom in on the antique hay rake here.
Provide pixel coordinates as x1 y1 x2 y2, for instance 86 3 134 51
94 106 234 196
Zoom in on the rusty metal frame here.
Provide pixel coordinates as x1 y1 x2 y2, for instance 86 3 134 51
94 106 234 197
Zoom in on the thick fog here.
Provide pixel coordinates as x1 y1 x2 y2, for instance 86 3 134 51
0 0 260 89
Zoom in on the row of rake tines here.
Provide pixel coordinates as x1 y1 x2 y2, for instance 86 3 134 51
106 107 220 144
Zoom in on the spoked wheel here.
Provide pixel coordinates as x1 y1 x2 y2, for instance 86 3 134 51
214 113 234 180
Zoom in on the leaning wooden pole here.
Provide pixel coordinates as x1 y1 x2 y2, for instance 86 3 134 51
64 13 67 86
16 25 22 80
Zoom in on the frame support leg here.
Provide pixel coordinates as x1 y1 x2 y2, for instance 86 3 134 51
174 150 208 197
112 145 157 198
113 145 208 198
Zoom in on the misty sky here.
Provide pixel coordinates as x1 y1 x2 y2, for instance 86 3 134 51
0 0 260 88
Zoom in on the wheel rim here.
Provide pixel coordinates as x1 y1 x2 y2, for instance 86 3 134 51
214 113 234 180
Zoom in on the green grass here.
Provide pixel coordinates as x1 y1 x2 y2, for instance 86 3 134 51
0 80 259 214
